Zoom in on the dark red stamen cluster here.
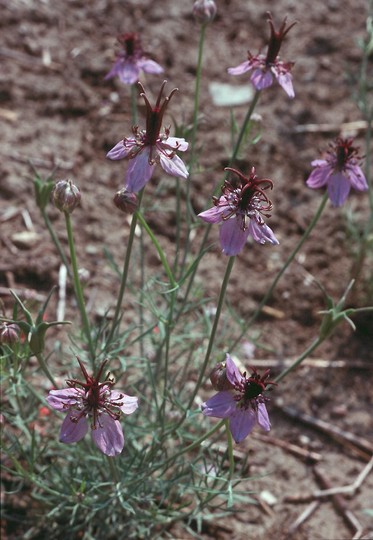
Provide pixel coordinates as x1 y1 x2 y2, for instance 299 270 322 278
139 81 178 147
265 12 296 65
233 366 275 409
117 32 142 58
329 137 361 172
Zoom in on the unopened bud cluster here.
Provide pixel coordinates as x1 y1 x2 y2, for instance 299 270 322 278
193 0 217 24
52 179 81 213
0 323 20 345
114 188 138 214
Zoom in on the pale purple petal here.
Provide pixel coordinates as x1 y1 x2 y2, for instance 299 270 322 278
110 391 139 415
60 412 89 443
163 137 189 152
248 220 279 245
159 152 189 179
220 218 250 256
138 58 164 75
228 60 253 76
347 165 368 191
198 206 224 224
276 72 295 98
47 388 82 410
107 139 137 160
117 61 141 85
306 164 331 188
201 391 237 418
327 172 351 207
257 403 271 432
229 407 257 443
250 69 273 90
225 354 242 386
91 414 124 457
104 59 123 80
125 148 155 192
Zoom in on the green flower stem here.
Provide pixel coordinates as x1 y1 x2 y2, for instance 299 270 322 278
274 336 323 384
64 212 95 363
107 190 144 348
41 208 71 278
187 256 236 410
225 419 235 479
156 419 225 471
229 191 329 353
36 352 57 387
177 92 262 319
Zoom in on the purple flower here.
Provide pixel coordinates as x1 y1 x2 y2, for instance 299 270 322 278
105 33 164 85
47 358 138 457
198 166 279 256
202 354 273 443
306 137 368 207
107 81 189 192
228 12 295 98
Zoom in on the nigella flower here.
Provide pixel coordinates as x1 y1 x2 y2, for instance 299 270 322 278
202 354 273 443
107 81 189 192
105 32 164 85
228 12 296 98
306 137 368 207
198 166 279 256
47 358 138 457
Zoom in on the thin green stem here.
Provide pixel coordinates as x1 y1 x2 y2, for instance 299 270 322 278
225 419 235 479
274 336 323 384
187 256 235 410
41 208 71 278
36 353 57 387
106 190 144 348
64 212 95 363
229 192 329 353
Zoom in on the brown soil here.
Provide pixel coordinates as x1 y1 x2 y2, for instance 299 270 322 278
1 1 372 539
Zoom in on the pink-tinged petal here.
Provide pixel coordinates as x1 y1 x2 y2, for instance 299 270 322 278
104 59 122 80
276 72 295 98
248 220 279 245
250 69 273 90
198 206 224 224
159 153 189 179
138 58 164 75
327 173 351 207
47 388 81 411
229 408 257 443
125 148 155 192
106 139 136 160
228 60 252 76
91 414 124 457
110 391 139 415
163 137 189 152
306 164 331 188
117 61 141 85
60 412 89 443
201 391 237 418
257 403 271 432
219 218 250 256
347 165 368 191
225 354 242 386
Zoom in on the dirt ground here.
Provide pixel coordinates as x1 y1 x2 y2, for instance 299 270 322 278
1 0 373 539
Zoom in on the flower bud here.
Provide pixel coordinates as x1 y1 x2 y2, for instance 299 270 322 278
113 188 138 214
193 0 217 24
209 362 233 391
0 323 20 345
53 179 81 213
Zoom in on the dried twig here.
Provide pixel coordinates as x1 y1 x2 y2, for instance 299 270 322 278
252 432 322 463
286 500 321 537
275 404 373 458
57 265 67 322
292 120 370 134
251 358 372 370
313 467 364 537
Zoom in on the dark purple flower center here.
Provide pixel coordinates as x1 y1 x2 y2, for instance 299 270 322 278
118 32 142 58
265 12 296 65
214 167 274 230
234 367 274 408
139 81 178 147
331 137 360 172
